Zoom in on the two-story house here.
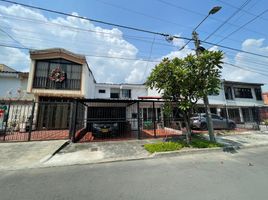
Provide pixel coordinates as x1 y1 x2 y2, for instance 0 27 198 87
26 48 96 130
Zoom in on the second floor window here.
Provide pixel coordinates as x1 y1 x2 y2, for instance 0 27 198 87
33 59 82 90
224 86 233 100
234 87 253 98
99 89 106 93
254 88 262 100
122 89 131 98
110 88 120 98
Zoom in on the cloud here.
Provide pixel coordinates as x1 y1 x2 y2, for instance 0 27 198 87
221 38 268 90
1 4 267 91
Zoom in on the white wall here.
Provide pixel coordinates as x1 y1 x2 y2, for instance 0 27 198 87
83 64 95 99
94 84 147 99
147 87 162 97
0 74 20 99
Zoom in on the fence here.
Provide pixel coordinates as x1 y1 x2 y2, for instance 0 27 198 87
0 99 266 143
0 100 71 142
69 99 185 142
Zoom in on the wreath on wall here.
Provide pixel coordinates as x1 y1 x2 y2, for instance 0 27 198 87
49 66 65 83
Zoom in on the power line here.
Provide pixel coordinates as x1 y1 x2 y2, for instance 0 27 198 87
215 0 268 22
2 0 268 61
142 36 156 82
224 61 268 76
158 0 268 39
0 43 161 62
216 8 268 44
0 0 174 38
93 0 190 31
204 0 251 41
0 27 25 47
2 42 268 78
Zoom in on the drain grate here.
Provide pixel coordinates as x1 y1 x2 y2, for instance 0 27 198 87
91 147 98 152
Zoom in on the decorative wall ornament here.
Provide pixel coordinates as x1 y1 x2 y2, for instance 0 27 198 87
49 66 65 82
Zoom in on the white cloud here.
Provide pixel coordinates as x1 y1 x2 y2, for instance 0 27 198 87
1 5 268 91
221 38 268 90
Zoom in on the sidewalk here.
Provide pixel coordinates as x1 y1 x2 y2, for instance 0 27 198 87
44 131 268 168
0 140 67 170
1 131 268 170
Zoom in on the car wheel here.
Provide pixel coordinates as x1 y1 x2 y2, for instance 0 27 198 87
229 123 236 130
200 123 207 130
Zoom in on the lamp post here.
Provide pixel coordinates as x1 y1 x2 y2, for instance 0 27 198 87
192 6 221 142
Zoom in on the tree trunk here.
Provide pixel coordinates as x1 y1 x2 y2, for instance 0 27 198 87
183 111 191 145
203 95 216 142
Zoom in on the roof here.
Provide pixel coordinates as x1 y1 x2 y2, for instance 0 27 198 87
0 64 17 72
30 48 86 64
223 80 264 86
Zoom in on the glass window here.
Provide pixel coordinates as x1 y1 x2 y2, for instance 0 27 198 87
254 88 262 100
234 87 253 98
99 89 105 93
33 59 82 90
224 86 233 100
122 89 131 98
110 88 120 98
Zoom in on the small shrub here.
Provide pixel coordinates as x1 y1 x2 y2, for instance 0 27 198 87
144 142 184 153
263 119 268 126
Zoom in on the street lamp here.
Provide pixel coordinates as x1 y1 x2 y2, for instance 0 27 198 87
176 6 221 50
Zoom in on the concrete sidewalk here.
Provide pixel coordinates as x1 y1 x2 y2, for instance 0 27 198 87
0 140 67 170
44 131 268 168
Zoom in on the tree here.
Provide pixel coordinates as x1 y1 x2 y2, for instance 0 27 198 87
146 50 223 144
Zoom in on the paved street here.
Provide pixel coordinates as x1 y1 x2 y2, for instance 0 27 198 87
1 146 268 200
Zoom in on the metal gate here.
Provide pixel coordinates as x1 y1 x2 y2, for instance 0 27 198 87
71 99 184 142
0 100 71 142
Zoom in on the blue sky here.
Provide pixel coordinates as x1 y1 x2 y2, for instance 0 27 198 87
1 0 268 90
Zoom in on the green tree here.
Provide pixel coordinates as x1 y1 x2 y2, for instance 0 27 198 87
146 50 223 144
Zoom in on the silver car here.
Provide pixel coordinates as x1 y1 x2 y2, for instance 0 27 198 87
190 113 236 130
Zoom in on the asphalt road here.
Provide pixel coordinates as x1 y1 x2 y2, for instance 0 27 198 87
1 146 268 200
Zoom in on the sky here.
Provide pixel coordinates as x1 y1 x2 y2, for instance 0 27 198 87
1 0 268 90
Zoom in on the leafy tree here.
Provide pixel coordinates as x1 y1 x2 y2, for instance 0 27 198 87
146 50 223 144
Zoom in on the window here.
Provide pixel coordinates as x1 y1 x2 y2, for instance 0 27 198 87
211 114 221 120
122 89 131 98
234 87 253 98
224 86 233 100
99 89 105 93
33 59 82 90
254 88 262 100
110 88 120 98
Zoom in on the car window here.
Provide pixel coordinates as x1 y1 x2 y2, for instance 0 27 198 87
211 114 221 120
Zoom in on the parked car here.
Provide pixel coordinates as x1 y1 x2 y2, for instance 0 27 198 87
92 122 119 138
190 113 236 130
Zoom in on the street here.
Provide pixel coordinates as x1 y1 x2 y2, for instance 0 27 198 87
0 146 268 200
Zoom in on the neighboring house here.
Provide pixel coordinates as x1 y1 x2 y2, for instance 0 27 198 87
0 64 34 132
197 80 264 123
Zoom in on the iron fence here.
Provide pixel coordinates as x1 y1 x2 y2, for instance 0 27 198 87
0 99 265 143
0 100 71 142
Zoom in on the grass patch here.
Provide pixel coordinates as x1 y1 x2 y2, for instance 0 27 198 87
144 136 223 153
190 137 223 148
144 141 185 153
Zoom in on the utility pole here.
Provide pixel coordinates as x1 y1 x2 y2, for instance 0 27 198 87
192 31 215 142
